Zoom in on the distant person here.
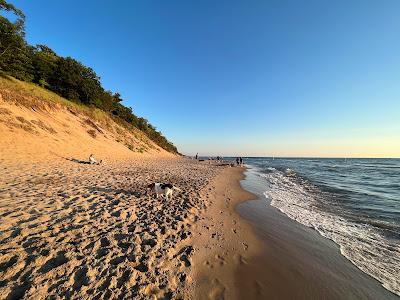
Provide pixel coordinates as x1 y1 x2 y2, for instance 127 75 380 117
89 154 101 165
236 157 240 166
240 157 243 165
195 153 198 160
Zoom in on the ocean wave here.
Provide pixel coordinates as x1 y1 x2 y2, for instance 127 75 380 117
259 170 400 296
264 167 277 173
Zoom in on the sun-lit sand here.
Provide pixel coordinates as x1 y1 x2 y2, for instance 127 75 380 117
0 86 226 299
0 154 228 299
0 87 257 299
3 82 397 300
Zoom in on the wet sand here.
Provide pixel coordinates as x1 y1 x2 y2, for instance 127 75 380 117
189 166 263 299
190 166 399 299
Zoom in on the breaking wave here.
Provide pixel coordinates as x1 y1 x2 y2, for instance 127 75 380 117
259 168 400 296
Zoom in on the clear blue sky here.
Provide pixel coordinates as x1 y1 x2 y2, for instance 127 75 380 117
11 0 400 157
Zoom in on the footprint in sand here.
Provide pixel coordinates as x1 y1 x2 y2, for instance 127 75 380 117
39 251 68 273
255 280 266 296
73 265 90 290
204 260 214 268
234 254 248 265
215 254 226 266
209 278 226 300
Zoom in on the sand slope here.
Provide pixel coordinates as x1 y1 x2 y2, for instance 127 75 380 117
0 76 173 163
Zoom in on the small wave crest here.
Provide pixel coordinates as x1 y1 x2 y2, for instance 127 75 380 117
259 169 400 296
263 167 277 173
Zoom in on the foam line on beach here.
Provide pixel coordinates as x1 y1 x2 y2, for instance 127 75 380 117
261 169 400 296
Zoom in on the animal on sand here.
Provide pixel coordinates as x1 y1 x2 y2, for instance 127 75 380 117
147 183 182 200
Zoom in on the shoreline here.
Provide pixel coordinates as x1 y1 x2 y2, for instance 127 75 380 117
1 156 398 299
189 166 270 299
190 165 399 299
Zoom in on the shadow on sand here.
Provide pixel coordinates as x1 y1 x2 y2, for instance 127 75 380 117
88 186 142 198
64 157 102 165
65 158 92 164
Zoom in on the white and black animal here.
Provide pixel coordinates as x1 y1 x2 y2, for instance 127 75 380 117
147 183 182 200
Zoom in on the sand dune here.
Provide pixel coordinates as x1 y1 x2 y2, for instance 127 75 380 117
0 77 173 163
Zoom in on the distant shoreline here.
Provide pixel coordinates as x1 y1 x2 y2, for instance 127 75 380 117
197 156 400 160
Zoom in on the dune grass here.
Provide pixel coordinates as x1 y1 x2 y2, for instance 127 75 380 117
0 75 158 152
1 75 124 127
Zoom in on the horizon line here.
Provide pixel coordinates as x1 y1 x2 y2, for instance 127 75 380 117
187 155 400 159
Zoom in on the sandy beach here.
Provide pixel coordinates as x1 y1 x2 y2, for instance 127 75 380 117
0 156 222 299
1 1 399 298
0 90 397 299
188 166 268 299
0 78 232 299
1 153 399 299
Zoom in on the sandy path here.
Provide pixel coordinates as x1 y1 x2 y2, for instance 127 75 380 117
0 157 223 299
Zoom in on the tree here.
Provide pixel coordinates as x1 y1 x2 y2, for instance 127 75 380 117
0 0 25 34
49 57 102 104
0 1 33 80
32 44 58 87
0 17 33 80
113 92 123 103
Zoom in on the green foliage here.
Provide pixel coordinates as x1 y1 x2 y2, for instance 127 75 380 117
0 0 25 33
0 0 178 153
49 57 103 105
32 44 57 87
0 16 33 81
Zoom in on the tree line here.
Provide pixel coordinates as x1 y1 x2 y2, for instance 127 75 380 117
0 0 178 153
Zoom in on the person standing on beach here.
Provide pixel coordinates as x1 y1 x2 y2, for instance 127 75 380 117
195 153 198 160
239 157 243 165
236 157 240 165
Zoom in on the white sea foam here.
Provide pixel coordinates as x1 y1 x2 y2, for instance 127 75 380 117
260 170 400 296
